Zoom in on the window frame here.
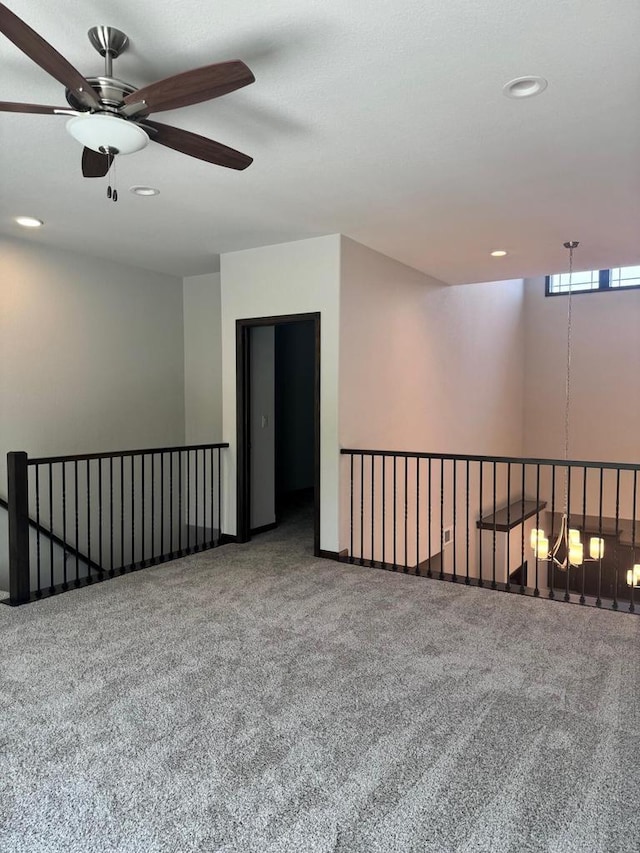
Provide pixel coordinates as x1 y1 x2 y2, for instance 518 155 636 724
545 267 640 297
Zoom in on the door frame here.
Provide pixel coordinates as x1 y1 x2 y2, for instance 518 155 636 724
236 312 321 555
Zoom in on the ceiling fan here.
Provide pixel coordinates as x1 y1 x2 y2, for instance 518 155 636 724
0 2 255 183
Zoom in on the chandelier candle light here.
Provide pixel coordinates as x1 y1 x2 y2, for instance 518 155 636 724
530 241 605 572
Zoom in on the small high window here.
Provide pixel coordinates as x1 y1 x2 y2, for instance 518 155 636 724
546 265 640 295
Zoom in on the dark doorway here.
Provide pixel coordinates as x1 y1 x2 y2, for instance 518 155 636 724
236 313 320 555
275 319 316 524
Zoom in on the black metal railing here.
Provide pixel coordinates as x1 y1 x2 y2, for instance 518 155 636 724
341 449 640 614
5 442 228 605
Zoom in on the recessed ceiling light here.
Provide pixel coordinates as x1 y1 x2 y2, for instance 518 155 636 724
129 185 160 197
503 76 548 99
15 215 44 228
490 250 508 257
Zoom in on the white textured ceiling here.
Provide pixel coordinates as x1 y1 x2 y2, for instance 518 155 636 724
1 0 639 283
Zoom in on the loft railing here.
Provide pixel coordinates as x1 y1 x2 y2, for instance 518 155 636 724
5 442 228 605
341 449 640 614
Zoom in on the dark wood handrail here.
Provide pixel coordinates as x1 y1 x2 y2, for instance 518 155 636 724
340 448 640 472
28 442 229 466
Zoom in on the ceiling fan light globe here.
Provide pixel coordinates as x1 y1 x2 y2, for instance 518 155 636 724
66 113 149 155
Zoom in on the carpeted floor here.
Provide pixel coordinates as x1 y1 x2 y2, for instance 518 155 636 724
1 505 639 852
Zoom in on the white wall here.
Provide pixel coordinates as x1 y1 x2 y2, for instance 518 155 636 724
220 235 341 550
250 326 275 529
340 237 525 453
183 272 223 443
523 277 640 463
339 237 526 563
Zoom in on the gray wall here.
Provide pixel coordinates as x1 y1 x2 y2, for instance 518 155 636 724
0 236 186 585
183 272 223 443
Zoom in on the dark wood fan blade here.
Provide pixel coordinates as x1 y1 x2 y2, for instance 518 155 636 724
144 120 252 170
82 147 113 178
123 61 254 115
0 3 99 109
0 100 69 114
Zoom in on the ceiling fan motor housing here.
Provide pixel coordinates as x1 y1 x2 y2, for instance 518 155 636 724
65 76 137 111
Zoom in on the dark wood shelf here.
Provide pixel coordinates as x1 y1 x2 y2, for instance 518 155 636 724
477 500 547 533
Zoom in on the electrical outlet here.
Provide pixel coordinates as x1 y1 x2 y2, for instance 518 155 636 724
443 526 453 546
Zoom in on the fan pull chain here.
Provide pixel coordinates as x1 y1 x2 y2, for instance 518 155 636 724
106 154 118 202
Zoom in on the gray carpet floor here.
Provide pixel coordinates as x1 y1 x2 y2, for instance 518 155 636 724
1 505 640 853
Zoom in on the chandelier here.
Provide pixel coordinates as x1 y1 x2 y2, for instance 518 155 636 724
530 241 604 570
530 242 640 591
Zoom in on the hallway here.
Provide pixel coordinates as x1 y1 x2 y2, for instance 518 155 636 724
1 510 639 852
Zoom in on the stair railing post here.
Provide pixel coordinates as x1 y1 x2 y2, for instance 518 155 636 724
7 451 30 605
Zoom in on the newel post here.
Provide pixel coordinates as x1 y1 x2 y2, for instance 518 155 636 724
7 451 30 605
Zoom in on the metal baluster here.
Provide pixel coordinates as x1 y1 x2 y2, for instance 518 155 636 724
491 461 497 589
151 454 155 562
630 471 637 614
98 458 103 577
520 464 526 594
161 452 165 557
202 447 206 548
178 451 183 553
505 463 511 590
382 456 386 567
371 455 376 568
120 456 125 573
210 448 215 547
596 469 603 607
35 465 41 596
426 458 432 577
360 453 365 566
465 460 470 585
415 457 420 576
613 469 620 610
131 455 135 568
393 456 397 571
141 453 146 565
109 457 114 577
580 467 587 604
403 456 408 572
452 459 457 581
349 453 354 563
534 465 540 596
86 459 92 583
549 465 556 599
217 447 222 546
195 448 199 551
187 450 191 552
62 462 68 589
478 462 483 586
170 452 175 555
74 460 79 586
47 463 54 592
565 466 572 602
439 458 444 580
